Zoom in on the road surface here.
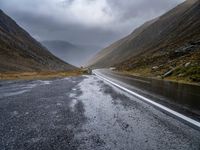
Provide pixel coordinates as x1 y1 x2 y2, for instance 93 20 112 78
0 73 200 150
93 69 200 120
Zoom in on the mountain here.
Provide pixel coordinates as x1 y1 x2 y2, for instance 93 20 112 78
42 40 101 67
87 18 158 68
88 0 200 82
0 10 76 72
88 0 200 68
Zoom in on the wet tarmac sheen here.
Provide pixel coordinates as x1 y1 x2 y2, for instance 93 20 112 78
0 76 200 150
95 69 200 120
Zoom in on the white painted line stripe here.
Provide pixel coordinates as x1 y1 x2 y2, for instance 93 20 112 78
93 70 200 130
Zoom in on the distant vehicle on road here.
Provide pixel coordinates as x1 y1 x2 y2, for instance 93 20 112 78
81 68 92 75
109 67 116 71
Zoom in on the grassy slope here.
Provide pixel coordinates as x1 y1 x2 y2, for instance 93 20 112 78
0 70 85 80
117 47 200 84
115 0 200 84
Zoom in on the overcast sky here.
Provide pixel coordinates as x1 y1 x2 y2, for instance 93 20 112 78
0 0 184 48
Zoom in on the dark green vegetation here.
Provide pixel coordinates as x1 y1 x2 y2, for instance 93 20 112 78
88 0 200 83
0 10 76 72
173 65 200 82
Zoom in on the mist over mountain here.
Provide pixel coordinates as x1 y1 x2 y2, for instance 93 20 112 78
0 10 76 72
42 40 101 67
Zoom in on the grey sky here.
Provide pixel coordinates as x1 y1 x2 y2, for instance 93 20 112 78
0 0 184 47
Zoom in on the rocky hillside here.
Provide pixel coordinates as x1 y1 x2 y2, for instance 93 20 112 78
0 10 76 72
88 0 200 82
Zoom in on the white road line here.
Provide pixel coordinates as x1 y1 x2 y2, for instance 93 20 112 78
93 70 200 131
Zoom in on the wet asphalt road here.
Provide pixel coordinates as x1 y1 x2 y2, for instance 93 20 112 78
94 69 200 120
0 75 200 150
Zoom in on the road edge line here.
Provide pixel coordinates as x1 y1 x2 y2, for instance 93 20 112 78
93 71 200 131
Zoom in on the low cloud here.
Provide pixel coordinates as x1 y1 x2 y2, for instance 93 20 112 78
0 0 184 47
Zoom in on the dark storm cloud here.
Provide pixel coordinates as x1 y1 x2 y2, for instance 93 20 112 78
9 10 118 46
0 0 184 47
107 0 184 21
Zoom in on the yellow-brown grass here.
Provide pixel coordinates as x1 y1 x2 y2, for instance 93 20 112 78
0 70 84 80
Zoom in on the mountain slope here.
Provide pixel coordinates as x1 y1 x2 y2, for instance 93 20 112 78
42 40 101 67
88 0 200 69
0 10 76 72
87 18 157 68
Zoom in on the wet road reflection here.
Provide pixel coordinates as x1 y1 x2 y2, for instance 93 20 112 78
96 69 200 120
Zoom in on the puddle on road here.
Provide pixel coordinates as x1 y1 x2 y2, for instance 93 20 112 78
0 82 38 98
1 90 29 98
0 79 56 98
38 80 52 85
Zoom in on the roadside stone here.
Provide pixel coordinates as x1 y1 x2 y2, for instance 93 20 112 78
152 66 159 70
156 75 162 79
185 62 191 67
178 73 184 77
163 69 174 78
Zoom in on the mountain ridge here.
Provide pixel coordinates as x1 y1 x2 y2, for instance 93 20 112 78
0 9 76 72
42 40 101 67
